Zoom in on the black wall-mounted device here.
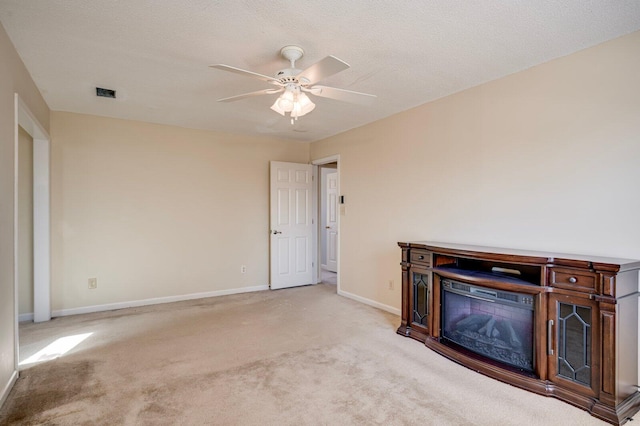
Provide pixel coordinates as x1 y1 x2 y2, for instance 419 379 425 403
96 87 116 98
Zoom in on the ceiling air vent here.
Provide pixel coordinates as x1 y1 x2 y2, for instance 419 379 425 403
96 87 116 98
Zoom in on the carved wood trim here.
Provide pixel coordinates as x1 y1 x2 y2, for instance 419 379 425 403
600 308 616 397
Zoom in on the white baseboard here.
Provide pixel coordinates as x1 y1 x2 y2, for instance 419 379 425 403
18 313 33 323
0 370 18 409
338 289 400 316
48 285 269 318
20 285 397 322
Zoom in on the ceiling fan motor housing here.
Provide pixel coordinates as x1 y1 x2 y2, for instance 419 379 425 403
274 68 308 85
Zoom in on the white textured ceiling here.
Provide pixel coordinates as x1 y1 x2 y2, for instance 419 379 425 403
1 1 639 142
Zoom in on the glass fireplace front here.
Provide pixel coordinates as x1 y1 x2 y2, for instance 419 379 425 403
441 279 535 372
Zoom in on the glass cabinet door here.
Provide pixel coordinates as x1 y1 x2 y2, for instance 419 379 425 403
410 270 430 334
548 293 599 396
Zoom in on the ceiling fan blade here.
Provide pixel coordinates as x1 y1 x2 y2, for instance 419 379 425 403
210 64 281 84
296 56 350 85
218 88 283 103
310 85 377 105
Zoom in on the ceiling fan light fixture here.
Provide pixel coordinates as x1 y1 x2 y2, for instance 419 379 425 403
271 89 315 120
296 92 315 116
270 99 286 116
277 90 295 111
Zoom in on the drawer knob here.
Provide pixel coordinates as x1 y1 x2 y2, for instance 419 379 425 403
568 276 577 284
418 255 424 260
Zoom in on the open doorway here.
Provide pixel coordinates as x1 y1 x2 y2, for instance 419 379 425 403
14 94 51 324
13 94 51 372
17 126 34 322
313 156 340 292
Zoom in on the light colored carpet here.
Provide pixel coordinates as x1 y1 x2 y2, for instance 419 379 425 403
320 269 337 285
0 283 626 425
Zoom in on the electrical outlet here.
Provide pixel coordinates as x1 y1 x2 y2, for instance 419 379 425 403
88 277 97 289
388 280 394 290
240 265 247 274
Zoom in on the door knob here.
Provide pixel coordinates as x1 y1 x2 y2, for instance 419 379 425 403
325 226 330 229
272 230 282 235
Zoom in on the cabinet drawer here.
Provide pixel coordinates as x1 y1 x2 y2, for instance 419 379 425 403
410 249 431 266
549 268 597 293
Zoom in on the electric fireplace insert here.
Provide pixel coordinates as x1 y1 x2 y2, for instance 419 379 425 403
441 278 534 372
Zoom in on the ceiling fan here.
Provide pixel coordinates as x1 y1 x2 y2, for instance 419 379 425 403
210 45 376 123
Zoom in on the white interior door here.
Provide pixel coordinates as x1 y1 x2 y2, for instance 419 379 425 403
325 172 338 273
270 161 313 289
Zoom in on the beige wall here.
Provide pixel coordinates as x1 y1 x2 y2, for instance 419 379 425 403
51 112 309 311
18 126 34 315
0 22 49 403
311 31 640 310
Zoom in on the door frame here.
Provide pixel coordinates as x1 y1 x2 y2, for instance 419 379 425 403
311 155 340 292
322 170 338 273
13 94 51 368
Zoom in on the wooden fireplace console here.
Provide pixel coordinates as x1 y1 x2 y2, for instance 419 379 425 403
397 241 640 425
